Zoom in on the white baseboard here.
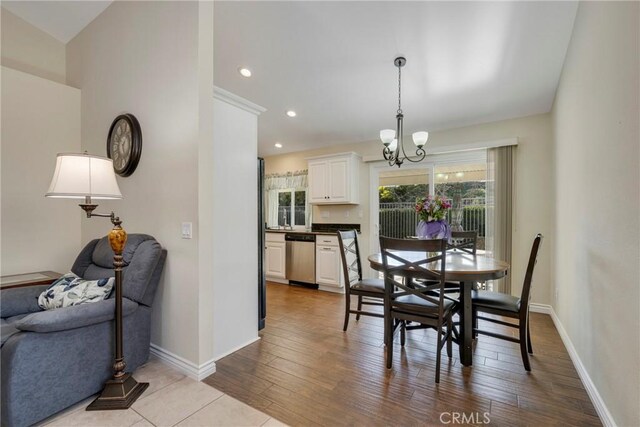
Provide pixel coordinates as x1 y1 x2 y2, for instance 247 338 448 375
529 303 553 314
538 307 616 427
150 343 216 381
213 336 261 362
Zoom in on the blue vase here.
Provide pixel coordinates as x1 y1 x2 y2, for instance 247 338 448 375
416 220 452 241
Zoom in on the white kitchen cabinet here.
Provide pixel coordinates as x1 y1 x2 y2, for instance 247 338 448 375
265 233 286 281
307 153 360 204
315 235 344 293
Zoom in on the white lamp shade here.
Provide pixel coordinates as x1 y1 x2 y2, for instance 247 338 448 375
412 131 429 148
389 139 398 151
380 129 396 145
46 153 122 199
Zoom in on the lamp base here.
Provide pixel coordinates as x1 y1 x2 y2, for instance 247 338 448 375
86 373 148 411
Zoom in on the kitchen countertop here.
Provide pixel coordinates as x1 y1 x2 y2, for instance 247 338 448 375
266 229 338 236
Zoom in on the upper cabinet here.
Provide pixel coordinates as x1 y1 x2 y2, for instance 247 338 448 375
307 153 361 204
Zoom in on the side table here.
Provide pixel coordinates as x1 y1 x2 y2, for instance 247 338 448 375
0 271 62 290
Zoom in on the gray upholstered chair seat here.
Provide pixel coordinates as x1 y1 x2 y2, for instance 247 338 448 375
351 278 385 293
471 289 521 313
1 234 166 427
394 294 456 314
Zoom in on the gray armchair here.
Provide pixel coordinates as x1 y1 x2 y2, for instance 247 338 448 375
1 234 166 427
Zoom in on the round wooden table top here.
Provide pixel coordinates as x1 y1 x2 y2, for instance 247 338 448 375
367 250 510 282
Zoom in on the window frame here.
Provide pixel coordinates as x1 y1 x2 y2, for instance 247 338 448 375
277 188 308 230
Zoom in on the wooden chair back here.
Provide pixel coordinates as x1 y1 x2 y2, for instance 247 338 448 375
519 234 543 314
337 230 363 293
379 237 448 315
448 230 478 255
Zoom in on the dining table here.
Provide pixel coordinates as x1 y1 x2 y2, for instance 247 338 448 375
367 249 510 367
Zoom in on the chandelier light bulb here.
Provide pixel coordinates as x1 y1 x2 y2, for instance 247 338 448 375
412 131 429 148
389 139 398 151
380 129 396 146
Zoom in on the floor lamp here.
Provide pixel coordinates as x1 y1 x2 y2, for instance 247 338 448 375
46 152 148 410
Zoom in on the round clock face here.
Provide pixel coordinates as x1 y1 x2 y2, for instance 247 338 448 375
107 114 142 177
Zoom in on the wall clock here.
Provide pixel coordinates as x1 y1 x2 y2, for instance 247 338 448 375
107 113 142 177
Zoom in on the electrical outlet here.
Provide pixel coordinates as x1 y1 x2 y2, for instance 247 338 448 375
321 210 330 219
181 222 192 239
344 210 350 218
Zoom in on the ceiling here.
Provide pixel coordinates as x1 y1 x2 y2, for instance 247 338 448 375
214 1 578 157
2 1 112 43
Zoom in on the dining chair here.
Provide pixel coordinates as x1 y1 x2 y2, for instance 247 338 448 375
440 230 479 294
415 230 479 295
447 230 478 255
379 237 458 383
337 230 385 332
472 234 543 371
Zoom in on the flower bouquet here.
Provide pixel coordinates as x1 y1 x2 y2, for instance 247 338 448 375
415 195 452 241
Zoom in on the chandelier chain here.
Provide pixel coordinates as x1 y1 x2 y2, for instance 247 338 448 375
397 64 402 114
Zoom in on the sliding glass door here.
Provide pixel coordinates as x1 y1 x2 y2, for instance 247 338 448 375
370 149 489 254
434 162 488 249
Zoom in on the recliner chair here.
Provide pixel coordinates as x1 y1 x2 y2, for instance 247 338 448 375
1 234 167 427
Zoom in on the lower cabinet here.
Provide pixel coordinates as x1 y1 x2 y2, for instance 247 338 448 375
266 233 286 281
315 235 344 293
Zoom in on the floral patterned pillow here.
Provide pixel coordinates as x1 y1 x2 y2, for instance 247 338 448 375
38 272 115 310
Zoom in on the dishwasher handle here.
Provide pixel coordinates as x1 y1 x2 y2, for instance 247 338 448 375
285 240 293 279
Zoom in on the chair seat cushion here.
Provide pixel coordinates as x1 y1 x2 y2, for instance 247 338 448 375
351 278 385 294
393 294 455 315
472 290 521 313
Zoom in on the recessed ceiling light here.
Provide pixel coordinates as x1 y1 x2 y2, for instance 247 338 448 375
238 68 252 78
286 110 297 117
274 143 283 148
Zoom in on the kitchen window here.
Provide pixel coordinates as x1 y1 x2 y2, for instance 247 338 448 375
278 189 307 228
265 170 309 229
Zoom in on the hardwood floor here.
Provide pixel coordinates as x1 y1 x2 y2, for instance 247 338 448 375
204 283 601 426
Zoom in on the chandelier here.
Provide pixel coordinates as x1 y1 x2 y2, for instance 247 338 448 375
380 57 429 167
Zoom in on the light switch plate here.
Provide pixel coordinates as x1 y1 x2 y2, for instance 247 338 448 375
321 211 330 219
181 222 192 239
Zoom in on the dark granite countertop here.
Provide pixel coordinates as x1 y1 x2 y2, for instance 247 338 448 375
265 229 338 236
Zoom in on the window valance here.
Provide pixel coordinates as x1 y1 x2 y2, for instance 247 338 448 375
265 170 308 190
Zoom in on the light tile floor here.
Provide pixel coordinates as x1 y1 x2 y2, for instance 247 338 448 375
38 356 285 427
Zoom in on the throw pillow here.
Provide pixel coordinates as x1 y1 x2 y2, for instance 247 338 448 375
38 272 114 310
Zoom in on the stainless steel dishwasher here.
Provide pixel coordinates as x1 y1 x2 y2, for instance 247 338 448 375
285 233 316 285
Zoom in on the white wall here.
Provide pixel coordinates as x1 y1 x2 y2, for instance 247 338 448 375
212 90 261 360
66 1 215 367
551 2 639 426
1 67 81 275
0 8 66 84
265 112 554 305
